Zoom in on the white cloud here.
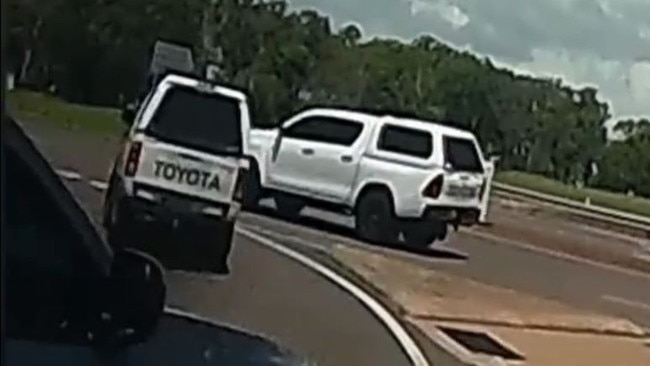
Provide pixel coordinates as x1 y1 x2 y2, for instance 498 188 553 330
287 0 650 121
410 0 469 29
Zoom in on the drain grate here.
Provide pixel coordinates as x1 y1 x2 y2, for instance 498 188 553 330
439 327 525 361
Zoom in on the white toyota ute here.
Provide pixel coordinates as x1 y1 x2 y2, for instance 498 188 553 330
102 73 251 274
244 108 488 247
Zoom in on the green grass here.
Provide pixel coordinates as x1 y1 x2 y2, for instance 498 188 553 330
495 171 650 218
7 89 650 218
6 90 123 137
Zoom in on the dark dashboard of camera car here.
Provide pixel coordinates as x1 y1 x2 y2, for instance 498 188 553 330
1 116 308 366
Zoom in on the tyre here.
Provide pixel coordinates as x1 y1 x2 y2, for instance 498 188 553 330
104 188 136 250
102 174 118 228
274 194 304 221
355 190 400 245
402 221 445 248
157 220 234 275
241 163 262 210
194 221 234 275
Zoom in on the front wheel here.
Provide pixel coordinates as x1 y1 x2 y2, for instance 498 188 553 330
355 191 400 245
275 194 305 221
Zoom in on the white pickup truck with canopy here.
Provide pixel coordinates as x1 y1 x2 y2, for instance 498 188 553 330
102 73 251 274
244 107 488 247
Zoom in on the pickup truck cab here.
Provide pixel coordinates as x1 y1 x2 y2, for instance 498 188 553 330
245 108 487 247
103 74 251 274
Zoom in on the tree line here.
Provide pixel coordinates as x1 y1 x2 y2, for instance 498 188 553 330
6 0 650 197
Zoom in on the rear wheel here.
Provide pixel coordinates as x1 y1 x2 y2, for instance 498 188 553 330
150 220 235 275
402 221 445 248
105 194 135 249
242 163 262 210
275 194 305 221
355 190 400 245
102 173 118 228
201 221 234 275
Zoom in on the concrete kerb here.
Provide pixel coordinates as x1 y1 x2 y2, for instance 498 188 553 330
239 227 499 366
326 243 650 366
310 244 516 366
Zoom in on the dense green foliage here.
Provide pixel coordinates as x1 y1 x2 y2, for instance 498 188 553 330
6 0 650 197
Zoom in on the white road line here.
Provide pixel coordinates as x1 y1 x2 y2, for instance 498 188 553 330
236 227 430 366
240 224 329 253
55 169 82 181
602 295 650 312
89 180 109 191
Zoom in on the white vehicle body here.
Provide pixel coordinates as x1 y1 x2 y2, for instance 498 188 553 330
246 108 487 245
103 74 251 273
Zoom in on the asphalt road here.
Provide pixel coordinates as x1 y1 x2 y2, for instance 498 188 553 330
22 124 421 365
241 207 650 328
20 120 650 355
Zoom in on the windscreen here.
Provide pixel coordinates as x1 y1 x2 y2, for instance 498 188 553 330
145 85 243 156
443 136 484 173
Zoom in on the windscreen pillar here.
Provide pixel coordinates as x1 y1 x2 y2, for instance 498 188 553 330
478 156 499 225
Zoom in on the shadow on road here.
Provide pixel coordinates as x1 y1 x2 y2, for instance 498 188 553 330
247 205 468 262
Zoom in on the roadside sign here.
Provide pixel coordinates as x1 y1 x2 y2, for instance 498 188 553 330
149 41 195 77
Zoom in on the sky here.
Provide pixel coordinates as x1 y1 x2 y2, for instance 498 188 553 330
287 0 650 123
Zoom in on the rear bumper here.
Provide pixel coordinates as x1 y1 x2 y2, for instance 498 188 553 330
124 196 236 227
122 182 241 227
421 206 480 226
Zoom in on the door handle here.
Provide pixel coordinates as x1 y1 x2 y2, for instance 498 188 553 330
301 148 314 155
340 155 352 163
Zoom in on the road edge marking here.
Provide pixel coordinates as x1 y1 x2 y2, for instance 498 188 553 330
55 169 82 181
89 180 109 191
465 229 650 280
602 295 650 313
236 226 430 366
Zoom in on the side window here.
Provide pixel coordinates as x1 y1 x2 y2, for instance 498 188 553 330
5 146 97 343
284 116 363 146
377 125 433 159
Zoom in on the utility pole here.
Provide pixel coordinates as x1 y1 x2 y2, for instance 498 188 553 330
201 0 224 80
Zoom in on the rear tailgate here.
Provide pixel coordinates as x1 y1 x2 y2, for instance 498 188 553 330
440 135 486 205
135 137 239 204
442 171 484 203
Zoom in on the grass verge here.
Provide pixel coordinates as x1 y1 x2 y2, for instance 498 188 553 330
8 88 649 218
6 89 123 137
495 172 650 218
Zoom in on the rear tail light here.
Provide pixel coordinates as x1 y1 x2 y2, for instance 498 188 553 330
124 141 143 177
423 175 444 199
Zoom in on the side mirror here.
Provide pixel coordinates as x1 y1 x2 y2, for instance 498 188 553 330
92 249 166 348
121 103 137 127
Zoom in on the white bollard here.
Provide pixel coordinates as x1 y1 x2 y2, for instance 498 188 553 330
479 156 499 225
